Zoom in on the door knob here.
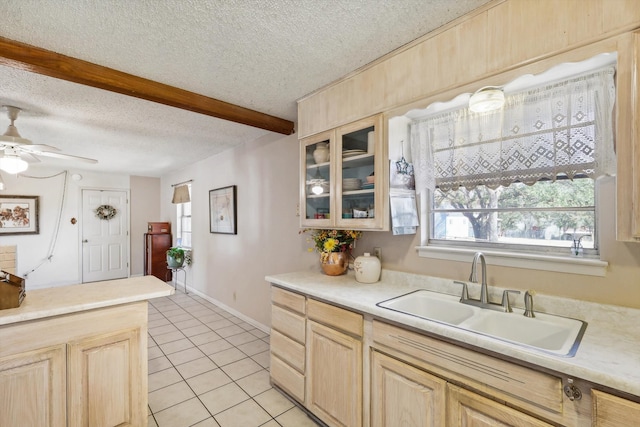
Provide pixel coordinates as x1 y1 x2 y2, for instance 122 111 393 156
83 239 88 243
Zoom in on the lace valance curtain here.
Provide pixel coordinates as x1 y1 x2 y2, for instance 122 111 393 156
410 67 616 193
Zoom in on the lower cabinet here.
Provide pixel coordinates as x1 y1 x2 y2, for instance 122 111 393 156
0 302 147 427
67 328 144 427
269 287 364 427
0 345 67 427
269 286 640 427
371 350 446 427
270 287 306 403
306 319 362 427
592 389 640 427
446 383 553 427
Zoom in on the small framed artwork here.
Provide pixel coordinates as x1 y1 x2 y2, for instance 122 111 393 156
0 195 39 235
209 185 237 234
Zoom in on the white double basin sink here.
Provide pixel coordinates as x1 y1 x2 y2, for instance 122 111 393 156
377 289 587 357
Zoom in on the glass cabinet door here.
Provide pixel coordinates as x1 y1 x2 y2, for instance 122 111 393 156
300 131 334 227
336 115 384 229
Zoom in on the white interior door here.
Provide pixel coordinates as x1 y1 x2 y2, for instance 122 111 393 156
82 189 129 283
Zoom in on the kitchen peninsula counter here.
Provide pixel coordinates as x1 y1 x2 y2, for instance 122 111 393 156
0 275 174 326
0 275 174 426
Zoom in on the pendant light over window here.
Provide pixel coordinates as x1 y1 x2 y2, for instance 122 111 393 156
469 86 505 113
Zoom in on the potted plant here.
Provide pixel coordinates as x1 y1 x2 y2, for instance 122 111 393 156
300 229 362 276
166 247 185 268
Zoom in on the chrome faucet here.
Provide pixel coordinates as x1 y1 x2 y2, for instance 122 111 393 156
460 252 520 313
469 252 488 304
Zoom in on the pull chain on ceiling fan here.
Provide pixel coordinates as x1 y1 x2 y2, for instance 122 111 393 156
0 106 98 174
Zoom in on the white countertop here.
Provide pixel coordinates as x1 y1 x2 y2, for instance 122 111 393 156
0 275 175 326
266 269 640 397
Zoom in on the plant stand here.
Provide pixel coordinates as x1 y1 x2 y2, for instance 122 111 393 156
166 266 187 294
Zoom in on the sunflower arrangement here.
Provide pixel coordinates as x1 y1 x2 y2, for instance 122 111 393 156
301 228 362 253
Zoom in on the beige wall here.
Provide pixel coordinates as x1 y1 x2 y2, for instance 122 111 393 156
0 168 130 289
161 131 317 328
130 176 162 276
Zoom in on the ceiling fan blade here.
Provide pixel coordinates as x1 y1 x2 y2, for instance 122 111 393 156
20 144 61 152
26 150 98 164
19 152 41 163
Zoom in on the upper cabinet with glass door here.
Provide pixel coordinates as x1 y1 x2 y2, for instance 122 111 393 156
300 115 388 230
301 130 334 228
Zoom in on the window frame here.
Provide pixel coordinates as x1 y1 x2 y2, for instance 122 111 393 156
415 179 608 277
176 184 192 249
427 176 599 258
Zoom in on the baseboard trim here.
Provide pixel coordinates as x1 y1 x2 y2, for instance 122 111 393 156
185 286 271 334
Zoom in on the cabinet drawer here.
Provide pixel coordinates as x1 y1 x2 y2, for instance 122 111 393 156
592 389 640 427
272 305 305 344
270 353 305 403
307 298 363 338
271 329 305 373
373 320 563 416
272 286 306 315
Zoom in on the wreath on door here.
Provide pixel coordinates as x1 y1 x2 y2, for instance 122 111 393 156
95 205 117 220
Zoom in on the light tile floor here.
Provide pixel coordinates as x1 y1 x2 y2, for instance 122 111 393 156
147 289 321 427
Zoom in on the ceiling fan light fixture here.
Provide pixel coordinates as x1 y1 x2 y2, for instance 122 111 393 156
0 106 31 145
469 86 505 113
0 154 28 174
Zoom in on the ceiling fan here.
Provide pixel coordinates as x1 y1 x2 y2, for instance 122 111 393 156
0 105 97 174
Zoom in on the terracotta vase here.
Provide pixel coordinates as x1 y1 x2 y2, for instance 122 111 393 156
320 251 349 276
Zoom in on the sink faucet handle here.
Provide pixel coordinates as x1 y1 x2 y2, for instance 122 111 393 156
501 290 521 313
524 290 536 318
454 281 469 302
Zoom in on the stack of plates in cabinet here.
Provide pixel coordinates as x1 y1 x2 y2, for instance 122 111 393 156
343 178 362 191
343 149 367 158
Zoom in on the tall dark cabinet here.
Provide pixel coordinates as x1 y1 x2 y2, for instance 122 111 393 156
144 222 172 281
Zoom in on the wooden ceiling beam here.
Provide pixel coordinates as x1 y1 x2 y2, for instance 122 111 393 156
0 37 295 135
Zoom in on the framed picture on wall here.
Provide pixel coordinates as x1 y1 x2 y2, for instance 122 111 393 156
209 185 237 234
0 195 39 235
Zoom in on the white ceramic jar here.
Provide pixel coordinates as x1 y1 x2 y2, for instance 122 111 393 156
354 252 381 283
313 143 330 164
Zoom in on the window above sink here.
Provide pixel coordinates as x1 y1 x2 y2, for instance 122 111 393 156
389 52 617 270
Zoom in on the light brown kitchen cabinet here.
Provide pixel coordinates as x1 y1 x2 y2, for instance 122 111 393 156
592 389 640 427
0 302 148 427
306 299 363 427
67 328 144 427
268 283 639 426
269 287 306 403
447 383 553 427
300 114 389 230
0 345 67 427
372 320 590 426
371 350 446 427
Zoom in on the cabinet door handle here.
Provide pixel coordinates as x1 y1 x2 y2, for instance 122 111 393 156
83 239 88 243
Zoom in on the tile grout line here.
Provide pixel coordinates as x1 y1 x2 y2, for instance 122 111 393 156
148 290 296 426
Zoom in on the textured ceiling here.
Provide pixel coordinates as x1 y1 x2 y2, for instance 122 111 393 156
0 0 490 176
